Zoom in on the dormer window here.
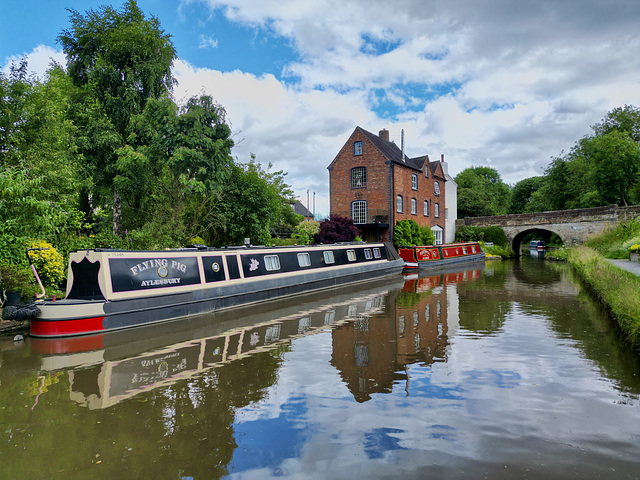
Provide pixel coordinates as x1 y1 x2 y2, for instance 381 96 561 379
354 141 363 156
351 167 367 188
411 174 418 190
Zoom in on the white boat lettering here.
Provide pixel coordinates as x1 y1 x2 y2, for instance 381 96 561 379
130 258 187 276
140 278 182 287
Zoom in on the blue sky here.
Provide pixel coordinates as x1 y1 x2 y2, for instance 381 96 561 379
3 0 640 216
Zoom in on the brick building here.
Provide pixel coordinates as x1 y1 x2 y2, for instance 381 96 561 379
328 127 453 244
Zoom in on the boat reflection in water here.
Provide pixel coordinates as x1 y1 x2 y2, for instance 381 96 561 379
31 265 484 410
31 277 403 409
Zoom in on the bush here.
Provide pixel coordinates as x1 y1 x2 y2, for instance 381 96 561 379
393 219 435 247
26 240 65 288
315 215 359 244
456 226 507 246
481 242 516 259
292 220 320 245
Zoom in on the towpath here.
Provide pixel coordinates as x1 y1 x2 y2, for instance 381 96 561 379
607 259 640 276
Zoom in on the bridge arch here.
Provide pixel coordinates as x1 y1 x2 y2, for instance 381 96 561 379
509 227 566 253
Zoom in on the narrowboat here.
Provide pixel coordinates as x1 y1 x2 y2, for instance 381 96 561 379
30 242 404 338
398 242 485 270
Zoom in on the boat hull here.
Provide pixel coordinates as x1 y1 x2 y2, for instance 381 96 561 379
31 243 404 337
398 242 485 270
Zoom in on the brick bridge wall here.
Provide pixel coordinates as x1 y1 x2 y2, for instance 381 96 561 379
455 205 640 250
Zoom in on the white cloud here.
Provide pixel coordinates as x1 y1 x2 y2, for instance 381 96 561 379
198 34 219 49
1 44 66 78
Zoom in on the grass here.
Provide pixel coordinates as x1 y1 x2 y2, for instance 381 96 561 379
568 246 640 349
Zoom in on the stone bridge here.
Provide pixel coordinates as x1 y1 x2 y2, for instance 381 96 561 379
455 205 640 252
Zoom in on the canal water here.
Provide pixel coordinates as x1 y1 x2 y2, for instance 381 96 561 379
1 258 640 479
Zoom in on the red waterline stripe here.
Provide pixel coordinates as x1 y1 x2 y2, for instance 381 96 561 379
30 334 106 354
30 316 106 337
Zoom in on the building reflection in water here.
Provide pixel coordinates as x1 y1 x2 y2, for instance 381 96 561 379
331 266 483 402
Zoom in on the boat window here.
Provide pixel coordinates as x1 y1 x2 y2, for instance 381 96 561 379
347 249 357 262
463 247 467 254
297 252 311 267
264 255 281 271
364 248 373 260
373 247 381 258
323 251 335 264
471 246 476 253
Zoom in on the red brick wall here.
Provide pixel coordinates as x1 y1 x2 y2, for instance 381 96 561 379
392 162 445 231
329 129 390 221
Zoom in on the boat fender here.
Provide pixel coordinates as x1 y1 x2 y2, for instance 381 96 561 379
1 302 41 321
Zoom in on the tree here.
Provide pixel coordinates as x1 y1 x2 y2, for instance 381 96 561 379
315 215 359 244
59 0 177 235
592 105 640 143
455 167 511 218
509 177 545 214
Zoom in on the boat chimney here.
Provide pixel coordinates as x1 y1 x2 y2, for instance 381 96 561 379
379 128 389 141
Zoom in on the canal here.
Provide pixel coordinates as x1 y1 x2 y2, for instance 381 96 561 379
1 258 640 479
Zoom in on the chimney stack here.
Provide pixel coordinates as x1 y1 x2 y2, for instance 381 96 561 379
441 154 445 162
379 129 389 141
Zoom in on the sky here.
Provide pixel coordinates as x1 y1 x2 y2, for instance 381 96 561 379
2 0 640 217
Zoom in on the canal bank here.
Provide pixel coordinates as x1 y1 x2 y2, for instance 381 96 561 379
568 246 640 350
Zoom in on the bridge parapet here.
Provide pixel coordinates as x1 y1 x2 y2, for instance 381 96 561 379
455 204 640 250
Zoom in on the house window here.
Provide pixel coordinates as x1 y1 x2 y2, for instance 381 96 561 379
347 249 357 262
396 195 403 213
297 253 311 267
354 141 363 156
323 251 335 264
411 198 417 215
411 174 418 190
373 247 381 258
264 255 281 271
351 200 367 224
435 202 440 217
434 181 440 196
364 248 373 260
351 167 366 188
425 167 429 178
423 200 429 216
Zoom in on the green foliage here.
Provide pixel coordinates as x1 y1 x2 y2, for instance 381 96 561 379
510 176 545 214
568 246 640 348
585 218 640 258
392 219 435 247
482 243 516 259
545 246 569 261
455 166 510 218
27 240 65 288
525 105 640 213
292 221 320 245
0 263 32 292
455 226 507 246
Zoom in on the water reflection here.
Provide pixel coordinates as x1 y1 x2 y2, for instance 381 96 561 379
2 260 640 479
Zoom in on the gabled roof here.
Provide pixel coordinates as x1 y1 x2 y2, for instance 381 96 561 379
293 200 313 218
358 127 426 171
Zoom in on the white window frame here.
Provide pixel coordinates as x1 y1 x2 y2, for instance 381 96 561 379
351 200 367 224
364 248 373 260
297 252 311 267
323 251 335 264
411 173 418 190
396 195 403 213
264 255 281 271
435 202 440 218
373 247 381 258
354 141 363 156
347 249 357 262
411 198 417 215
434 181 440 196
423 200 429 216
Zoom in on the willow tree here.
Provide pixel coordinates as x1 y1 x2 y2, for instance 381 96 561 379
58 0 176 236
